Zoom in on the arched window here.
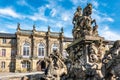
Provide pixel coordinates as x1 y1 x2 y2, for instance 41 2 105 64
23 42 30 57
38 43 45 57
52 43 58 52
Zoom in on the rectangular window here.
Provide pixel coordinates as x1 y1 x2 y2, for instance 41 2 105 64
2 49 6 57
22 63 26 68
38 48 44 57
11 50 15 57
23 47 29 56
1 61 5 69
2 38 6 44
22 61 30 68
11 39 15 44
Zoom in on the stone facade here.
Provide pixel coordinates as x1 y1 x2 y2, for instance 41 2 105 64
0 25 113 73
0 34 16 72
0 24 72 73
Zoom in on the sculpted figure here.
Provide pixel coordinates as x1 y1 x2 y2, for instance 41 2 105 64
102 40 120 80
72 3 98 39
44 49 67 80
80 3 96 36
92 25 98 36
72 6 82 26
87 40 106 79
53 49 64 69
83 3 92 16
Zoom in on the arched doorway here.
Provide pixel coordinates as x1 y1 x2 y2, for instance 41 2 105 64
37 60 46 71
41 61 46 70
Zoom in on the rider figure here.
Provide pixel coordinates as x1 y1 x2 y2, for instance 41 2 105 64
72 6 82 26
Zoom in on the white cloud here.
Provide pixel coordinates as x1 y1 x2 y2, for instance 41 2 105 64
91 1 99 8
91 8 117 40
1 0 118 41
61 12 72 21
56 22 63 28
71 0 87 5
50 8 56 17
17 0 34 10
92 8 114 24
0 30 7 33
29 15 47 21
0 8 21 18
29 6 48 21
39 26 48 31
5 23 32 30
6 24 17 29
100 26 120 41
103 17 114 22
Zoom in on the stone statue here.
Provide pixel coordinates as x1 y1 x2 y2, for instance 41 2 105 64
81 3 97 36
66 3 120 80
102 40 120 80
72 6 82 27
83 3 92 16
92 25 98 36
43 49 67 80
72 3 98 39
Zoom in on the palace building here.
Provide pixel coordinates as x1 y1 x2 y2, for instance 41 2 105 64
0 23 114 73
0 24 72 72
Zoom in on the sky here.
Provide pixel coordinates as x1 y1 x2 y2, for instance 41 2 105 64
0 0 120 41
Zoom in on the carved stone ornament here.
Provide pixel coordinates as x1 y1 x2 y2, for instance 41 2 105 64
42 49 67 80
65 3 120 80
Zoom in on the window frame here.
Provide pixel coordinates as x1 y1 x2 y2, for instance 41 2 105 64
51 43 58 52
1 49 6 57
1 61 5 69
38 43 45 58
22 42 30 58
21 61 30 69
2 38 6 44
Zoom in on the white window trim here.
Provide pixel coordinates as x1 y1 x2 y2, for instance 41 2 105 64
1 61 5 69
21 61 30 68
51 43 59 52
38 43 45 58
22 42 31 58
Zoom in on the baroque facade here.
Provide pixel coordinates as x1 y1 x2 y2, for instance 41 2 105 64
0 24 72 72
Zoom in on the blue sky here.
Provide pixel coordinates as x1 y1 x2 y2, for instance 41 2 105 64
0 0 120 40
